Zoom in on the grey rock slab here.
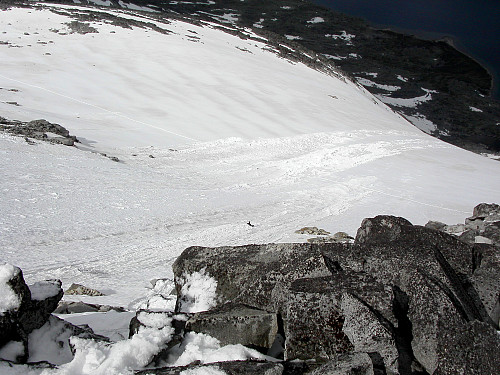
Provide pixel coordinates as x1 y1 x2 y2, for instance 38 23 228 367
185 303 279 350
284 271 394 363
482 221 500 246
321 219 487 373
340 293 398 374
435 320 500 375
173 243 331 315
470 244 500 328
54 301 127 314
19 280 63 334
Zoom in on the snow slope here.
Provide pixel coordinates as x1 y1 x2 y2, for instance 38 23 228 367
0 3 499 373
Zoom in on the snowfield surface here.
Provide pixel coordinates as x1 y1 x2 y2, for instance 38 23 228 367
1 3 500 374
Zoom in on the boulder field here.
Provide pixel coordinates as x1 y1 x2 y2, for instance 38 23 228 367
1 204 499 374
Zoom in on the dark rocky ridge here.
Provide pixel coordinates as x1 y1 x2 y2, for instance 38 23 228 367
165 208 500 374
34 0 499 155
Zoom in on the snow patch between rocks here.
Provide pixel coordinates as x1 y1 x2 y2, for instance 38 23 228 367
357 77 400 92
55 326 173 375
307 17 324 24
168 332 267 367
178 268 218 313
0 341 24 362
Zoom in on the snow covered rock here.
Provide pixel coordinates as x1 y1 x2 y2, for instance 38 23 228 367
129 310 187 366
185 303 279 350
0 265 63 363
27 315 109 365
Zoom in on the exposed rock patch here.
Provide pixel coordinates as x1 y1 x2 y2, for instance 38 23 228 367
64 283 105 296
295 226 330 235
54 301 126 314
0 117 78 146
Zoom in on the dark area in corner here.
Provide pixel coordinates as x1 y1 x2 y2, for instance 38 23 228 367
311 0 500 99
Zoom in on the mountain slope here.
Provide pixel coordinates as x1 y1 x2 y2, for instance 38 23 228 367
1 1 499 301
73 0 500 155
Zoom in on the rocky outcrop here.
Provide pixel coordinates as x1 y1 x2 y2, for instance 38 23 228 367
295 227 330 235
64 283 105 296
54 301 126 314
426 203 500 247
3 208 497 373
0 117 78 146
169 211 499 374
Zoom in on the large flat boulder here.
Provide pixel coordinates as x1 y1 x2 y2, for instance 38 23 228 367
173 243 331 314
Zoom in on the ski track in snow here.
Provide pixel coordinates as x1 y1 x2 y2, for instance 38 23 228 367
0 3 499 325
